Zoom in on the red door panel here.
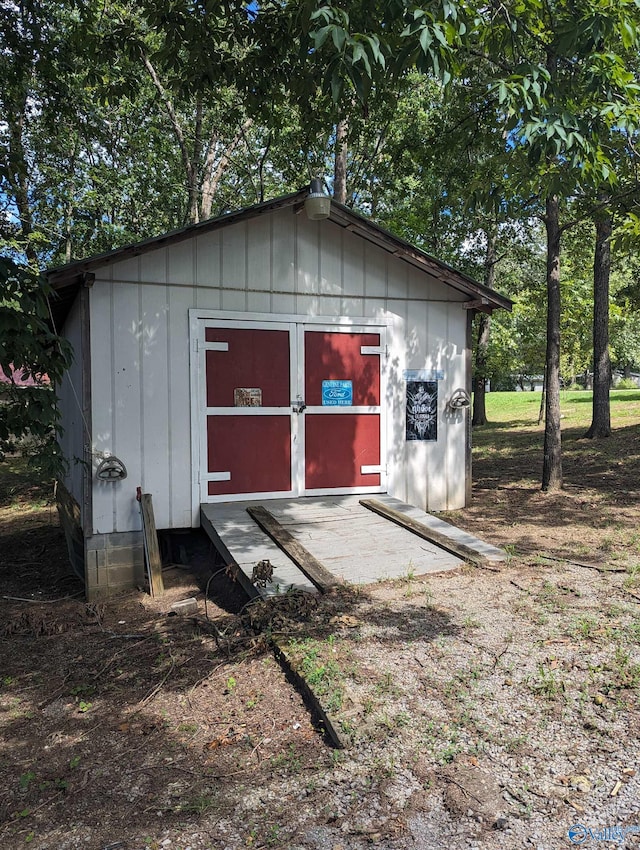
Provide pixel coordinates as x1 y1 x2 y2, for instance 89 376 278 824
304 332 380 406
205 328 290 407
305 414 381 489
205 327 291 497
202 325 382 498
207 415 291 496
304 330 382 491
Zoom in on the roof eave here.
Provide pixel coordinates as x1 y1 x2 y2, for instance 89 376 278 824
47 189 512 316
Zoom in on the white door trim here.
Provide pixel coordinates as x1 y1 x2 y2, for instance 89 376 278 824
189 311 390 522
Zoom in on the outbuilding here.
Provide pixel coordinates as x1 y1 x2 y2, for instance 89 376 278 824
48 187 511 599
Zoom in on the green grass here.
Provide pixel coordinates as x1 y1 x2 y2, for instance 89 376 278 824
470 390 640 488
0 455 53 509
477 389 640 429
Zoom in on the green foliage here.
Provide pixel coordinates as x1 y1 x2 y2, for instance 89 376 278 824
616 378 639 390
0 259 72 477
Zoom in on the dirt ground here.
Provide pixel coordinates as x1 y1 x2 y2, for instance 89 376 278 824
0 420 639 850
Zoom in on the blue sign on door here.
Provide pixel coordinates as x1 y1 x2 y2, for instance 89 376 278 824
322 380 353 406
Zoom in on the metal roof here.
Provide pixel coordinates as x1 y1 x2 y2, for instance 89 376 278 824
47 189 512 328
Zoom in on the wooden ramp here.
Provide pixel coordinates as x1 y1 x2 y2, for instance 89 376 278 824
200 496 507 598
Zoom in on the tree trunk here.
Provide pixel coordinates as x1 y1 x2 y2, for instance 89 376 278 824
141 51 198 224
472 230 497 427
472 314 491 426
200 118 253 219
538 366 546 425
542 195 563 491
333 118 348 204
584 212 612 438
8 107 38 266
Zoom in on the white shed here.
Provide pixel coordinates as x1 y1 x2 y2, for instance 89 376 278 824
48 189 511 599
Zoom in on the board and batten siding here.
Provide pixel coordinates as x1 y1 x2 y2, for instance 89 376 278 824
88 207 468 536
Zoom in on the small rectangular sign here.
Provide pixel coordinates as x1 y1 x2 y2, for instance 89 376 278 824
403 369 444 381
322 380 353 406
234 388 262 407
406 381 438 441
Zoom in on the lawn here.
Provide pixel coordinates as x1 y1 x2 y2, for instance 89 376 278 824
478 388 640 426
466 390 640 503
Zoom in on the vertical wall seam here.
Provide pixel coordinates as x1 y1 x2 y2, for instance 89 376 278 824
424 300 430 511
138 260 144 496
293 210 298 314
219 229 224 303
445 303 450 509
110 281 117 532
81 285 93 537
166 283 173 526
244 220 249 312
269 214 274 312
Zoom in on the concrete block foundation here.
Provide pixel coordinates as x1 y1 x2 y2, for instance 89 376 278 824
85 532 145 600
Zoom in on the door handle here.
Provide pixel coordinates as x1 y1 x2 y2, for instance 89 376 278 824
292 398 307 414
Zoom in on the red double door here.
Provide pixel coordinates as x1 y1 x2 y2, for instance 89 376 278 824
200 322 385 501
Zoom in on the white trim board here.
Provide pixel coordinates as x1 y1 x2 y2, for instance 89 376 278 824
190 312 389 522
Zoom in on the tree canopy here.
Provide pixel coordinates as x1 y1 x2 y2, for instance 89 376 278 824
2 0 640 482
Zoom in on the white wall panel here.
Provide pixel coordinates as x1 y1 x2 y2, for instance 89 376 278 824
425 301 448 509
140 285 171 527
85 206 477 536
319 224 342 295
443 304 468 509
342 229 365 296
110 256 139 284
271 293 296 314
362 298 387 319
112 283 144 532
167 285 196 527
195 232 221 287
247 215 272 292
340 296 365 316
271 209 295 292
294 294 342 317
221 221 247 290
364 245 387 298
247 290 272 313
385 306 408 504
90 282 116 534
195 283 221 310
296 217 320 294
140 247 167 284
168 239 195 285
221 288 248 311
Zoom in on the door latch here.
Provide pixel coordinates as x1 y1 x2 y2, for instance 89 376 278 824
292 395 307 414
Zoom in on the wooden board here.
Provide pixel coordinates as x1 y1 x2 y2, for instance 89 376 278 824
199 508 261 600
359 498 494 568
246 506 341 593
200 495 465 596
200 503 317 597
139 492 165 597
272 637 347 749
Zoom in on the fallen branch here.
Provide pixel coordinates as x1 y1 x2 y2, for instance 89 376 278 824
439 774 483 804
133 656 176 712
2 592 84 604
527 554 626 573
